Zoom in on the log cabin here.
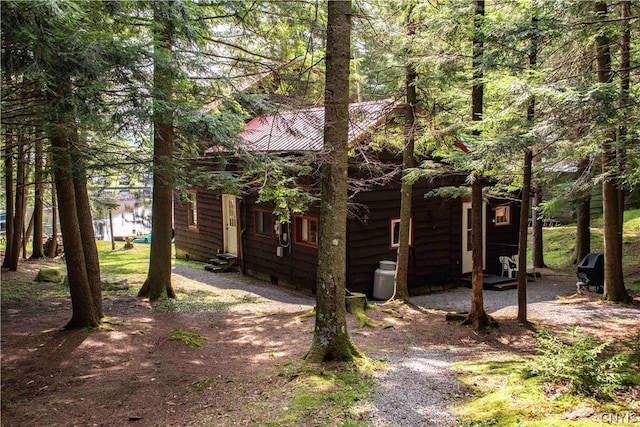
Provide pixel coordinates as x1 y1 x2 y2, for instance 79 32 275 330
173 100 521 296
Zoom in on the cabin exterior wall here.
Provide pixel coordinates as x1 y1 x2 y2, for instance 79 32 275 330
486 201 521 274
241 195 319 293
173 183 521 296
174 190 224 262
345 181 463 294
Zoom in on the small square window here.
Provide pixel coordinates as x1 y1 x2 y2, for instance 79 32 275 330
390 217 413 249
254 210 274 237
495 204 511 226
294 215 319 248
187 191 198 229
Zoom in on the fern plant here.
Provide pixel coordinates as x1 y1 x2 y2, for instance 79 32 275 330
524 328 634 399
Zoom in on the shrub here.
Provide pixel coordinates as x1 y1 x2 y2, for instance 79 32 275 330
524 328 634 399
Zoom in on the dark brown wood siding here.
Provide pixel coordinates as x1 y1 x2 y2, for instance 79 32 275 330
486 201 520 274
174 190 223 262
346 181 462 295
240 195 319 293
173 173 519 296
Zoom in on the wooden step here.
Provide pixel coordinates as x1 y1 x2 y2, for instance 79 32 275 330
204 264 223 273
205 253 237 273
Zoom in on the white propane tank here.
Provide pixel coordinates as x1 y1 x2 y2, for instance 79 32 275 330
373 260 396 300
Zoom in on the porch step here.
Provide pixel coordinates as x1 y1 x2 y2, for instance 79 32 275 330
204 264 223 273
461 274 517 291
204 253 237 273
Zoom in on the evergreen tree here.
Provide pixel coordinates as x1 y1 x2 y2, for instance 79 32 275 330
138 0 180 301
306 0 361 363
394 1 419 303
0 0 141 326
594 1 629 303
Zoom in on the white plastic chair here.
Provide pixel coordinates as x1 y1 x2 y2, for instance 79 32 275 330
511 254 536 281
499 256 518 278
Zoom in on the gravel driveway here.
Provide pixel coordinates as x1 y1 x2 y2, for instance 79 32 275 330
412 273 640 329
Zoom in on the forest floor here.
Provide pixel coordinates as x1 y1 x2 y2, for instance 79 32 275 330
1 258 639 427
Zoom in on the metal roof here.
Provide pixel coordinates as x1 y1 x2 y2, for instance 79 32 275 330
211 99 400 153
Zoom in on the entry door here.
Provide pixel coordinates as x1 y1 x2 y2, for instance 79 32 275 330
462 201 486 274
222 194 238 255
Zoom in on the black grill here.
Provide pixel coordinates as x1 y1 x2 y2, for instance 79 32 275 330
577 253 604 293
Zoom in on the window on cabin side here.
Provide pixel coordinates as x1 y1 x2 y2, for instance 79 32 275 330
466 208 472 251
495 204 511 226
255 210 274 237
187 191 198 229
294 215 318 247
390 217 413 249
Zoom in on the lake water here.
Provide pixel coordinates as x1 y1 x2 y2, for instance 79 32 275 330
18 188 152 242
93 193 152 241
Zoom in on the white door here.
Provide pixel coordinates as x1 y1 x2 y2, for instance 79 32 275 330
222 194 238 255
462 201 486 274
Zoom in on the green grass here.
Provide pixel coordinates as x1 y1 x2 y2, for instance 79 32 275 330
454 357 631 427
97 240 151 284
97 242 264 311
169 329 208 348
152 289 259 312
186 360 379 426
538 208 640 277
1 240 268 311
257 362 377 427
0 270 70 301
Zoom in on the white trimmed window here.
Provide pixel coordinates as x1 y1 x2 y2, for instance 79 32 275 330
254 210 274 237
390 217 413 249
495 204 512 226
294 215 318 248
187 191 198 229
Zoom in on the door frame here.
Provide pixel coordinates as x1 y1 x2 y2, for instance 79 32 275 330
222 194 238 255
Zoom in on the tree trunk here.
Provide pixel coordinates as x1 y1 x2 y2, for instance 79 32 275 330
21 143 33 260
52 141 100 328
517 149 532 323
517 14 539 324
531 176 545 268
6 132 27 271
72 134 103 318
30 134 45 259
464 178 495 330
529 14 545 270
617 0 630 239
51 134 100 328
139 3 177 301
2 129 15 269
49 78 101 328
305 0 360 363
394 19 418 302
108 208 115 250
23 207 34 259
471 0 484 124
463 0 495 331
46 160 59 259
574 157 591 263
594 1 628 303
